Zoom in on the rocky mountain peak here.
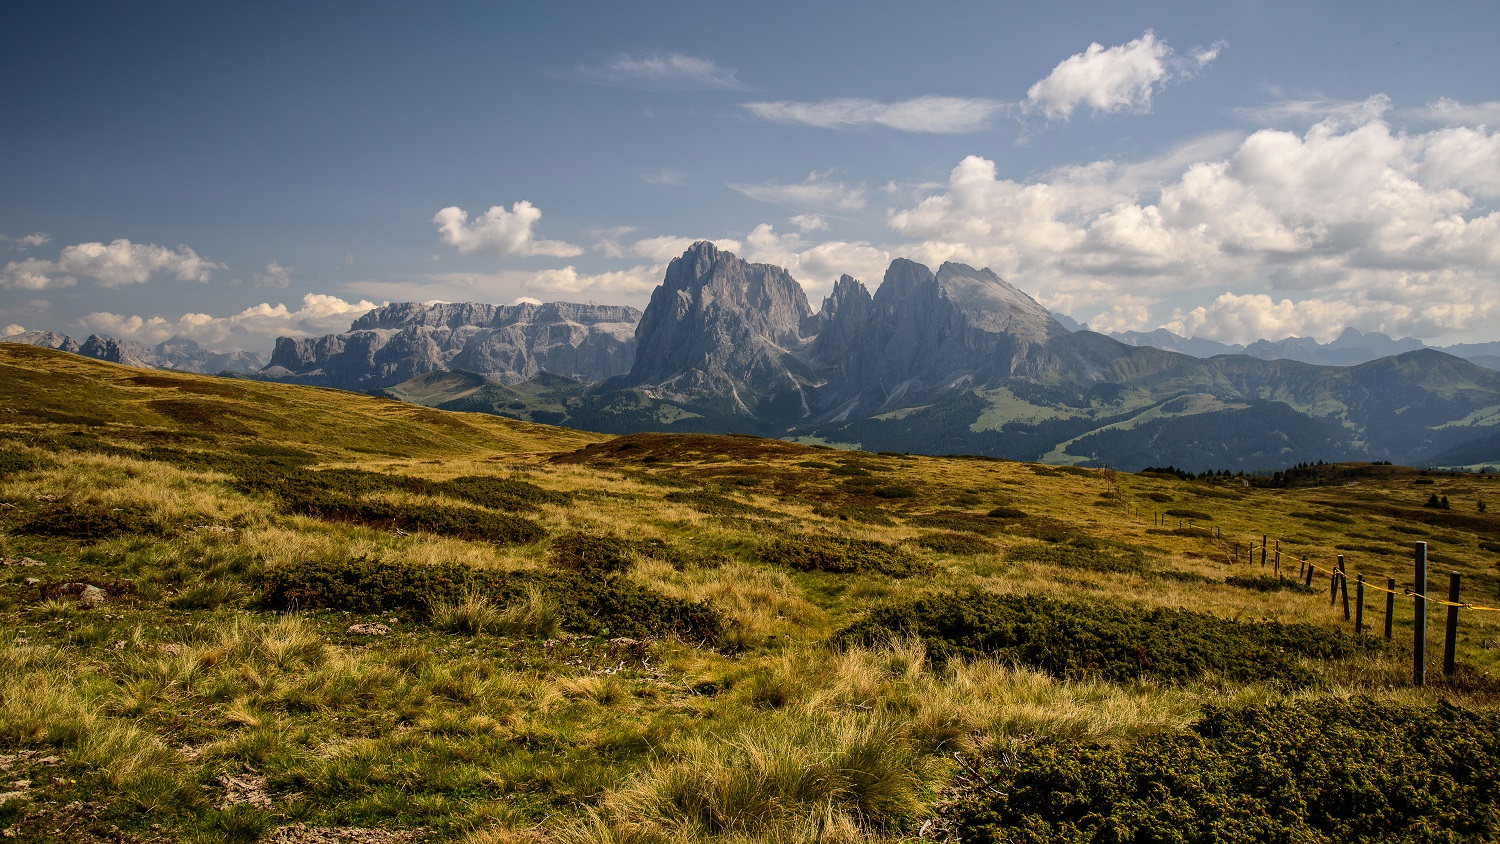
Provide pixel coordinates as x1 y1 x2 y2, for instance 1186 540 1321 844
627 242 815 394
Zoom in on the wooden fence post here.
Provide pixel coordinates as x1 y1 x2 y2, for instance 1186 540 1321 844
1384 577 1396 642
1415 542 1428 688
1355 575 1365 634
1339 556 1351 621
1261 535 1267 568
1444 572 1461 677
1304 556 1314 587
1330 555 1340 604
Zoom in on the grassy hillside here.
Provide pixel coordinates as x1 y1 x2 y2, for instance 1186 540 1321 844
3 343 1499 843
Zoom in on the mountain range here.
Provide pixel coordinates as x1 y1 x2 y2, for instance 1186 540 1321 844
8 242 1500 471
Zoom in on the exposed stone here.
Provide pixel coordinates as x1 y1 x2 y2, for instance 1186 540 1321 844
347 622 391 636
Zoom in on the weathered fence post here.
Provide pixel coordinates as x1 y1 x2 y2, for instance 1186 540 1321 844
1261 535 1267 568
1355 575 1365 634
1330 555 1341 604
1304 555 1314 587
1415 542 1428 688
1339 556 1351 621
1384 577 1396 642
1444 572 1461 677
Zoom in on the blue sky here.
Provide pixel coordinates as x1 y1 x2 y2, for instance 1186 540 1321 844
3 1 1499 352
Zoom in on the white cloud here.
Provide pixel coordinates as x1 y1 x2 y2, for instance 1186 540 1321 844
885 106 1500 341
254 261 292 289
2 324 25 337
433 202 582 260
1408 97 1500 126
0 257 73 290
729 170 866 211
580 53 745 90
744 96 1005 133
740 224 891 300
80 293 380 353
345 264 664 305
0 232 49 251
790 214 828 232
1 238 222 290
1024 31 1216 120
62 240 221 287
1233 94 1392 127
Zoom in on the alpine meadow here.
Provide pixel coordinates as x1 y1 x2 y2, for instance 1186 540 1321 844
2 341 1499 842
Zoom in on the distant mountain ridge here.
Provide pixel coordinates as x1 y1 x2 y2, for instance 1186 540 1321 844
259 300 641 391
1104 325 1494 370
0 329 265 374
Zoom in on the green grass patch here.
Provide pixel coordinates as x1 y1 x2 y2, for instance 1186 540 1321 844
945 698 1500 844
835 590 1372 685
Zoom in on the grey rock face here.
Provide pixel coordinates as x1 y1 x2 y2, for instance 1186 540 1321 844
264 301 641 391
810 259 1086 408
0 330 80 353
626 242 815 403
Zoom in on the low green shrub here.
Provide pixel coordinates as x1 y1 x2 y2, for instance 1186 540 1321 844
986 506 1028 520
433 475 568 510
910 512 1003 536
835 590 1372 684
1006 537 1146 575
18 503 173 540
1291 509 1356 524
916 532 994 555
550 532 635 574
1163 508 1213 521
872 485 917 499
298 497 545 545
257 555 722 643
1225 574 1316 594
761 536 930 577
945 698 1500 844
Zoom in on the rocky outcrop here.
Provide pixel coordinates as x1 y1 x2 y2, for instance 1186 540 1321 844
624 242 816 408
262 301 641 391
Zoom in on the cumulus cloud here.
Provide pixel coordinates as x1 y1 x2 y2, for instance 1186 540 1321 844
580 53 745 90
1024 31 1219 120
80 294 379 353
433 202 582 260
886 106 1500 342
2 324 25 337
729 171 867 211
0 239 222 290
790 214 828 232
744 96 1005 133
